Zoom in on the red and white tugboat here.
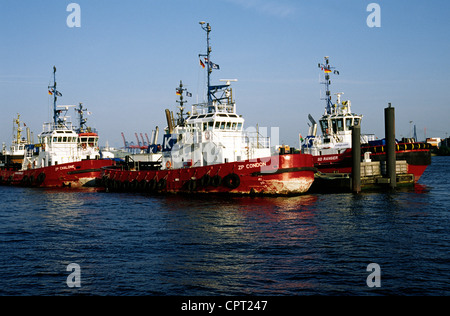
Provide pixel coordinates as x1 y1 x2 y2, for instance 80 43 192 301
301 57 431 182
102 22 315 195
0 67 115 188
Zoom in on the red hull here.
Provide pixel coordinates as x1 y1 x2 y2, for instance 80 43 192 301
312 145 431 182
0 159 115 188
101 154 315 195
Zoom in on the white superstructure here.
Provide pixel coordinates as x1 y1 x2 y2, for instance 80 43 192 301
161 81 271 170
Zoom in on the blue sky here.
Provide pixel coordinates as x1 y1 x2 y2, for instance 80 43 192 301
1 0 449 148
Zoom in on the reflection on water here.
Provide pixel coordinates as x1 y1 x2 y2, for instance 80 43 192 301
0 157 449 295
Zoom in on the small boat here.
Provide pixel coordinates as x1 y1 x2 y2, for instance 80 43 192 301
101 22 315 196
301 57 431 182
0 67 115 188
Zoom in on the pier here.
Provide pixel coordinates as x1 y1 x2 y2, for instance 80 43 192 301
309 103 416 193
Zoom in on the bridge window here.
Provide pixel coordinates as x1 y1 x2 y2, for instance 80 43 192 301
320 120 329 133
346 118 353 130
336 119 344 132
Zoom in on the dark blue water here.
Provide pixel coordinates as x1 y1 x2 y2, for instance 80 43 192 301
0 157 448 296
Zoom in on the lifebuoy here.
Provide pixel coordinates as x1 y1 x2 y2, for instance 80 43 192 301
205 131 211 140
223 173 240 189
166 161 172 169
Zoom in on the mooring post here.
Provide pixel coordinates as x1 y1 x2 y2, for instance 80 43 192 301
385 103 396 189
352 125 361 193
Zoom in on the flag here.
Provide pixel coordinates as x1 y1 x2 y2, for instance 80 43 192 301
324 68 331 73
48 89 53 95
199 59 205 68
299 134 304 143
210 62 220 70
176 89 182 95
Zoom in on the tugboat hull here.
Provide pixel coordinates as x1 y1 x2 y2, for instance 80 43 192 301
0 159 115 188
102 153 315 196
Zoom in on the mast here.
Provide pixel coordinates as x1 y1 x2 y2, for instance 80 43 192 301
199 21 212 104
318 57 339 115
50 66 57 125
176 81 188 126
48 66 63 126
76 103 89 133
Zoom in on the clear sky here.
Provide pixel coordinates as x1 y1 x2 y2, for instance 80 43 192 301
1 0 449 148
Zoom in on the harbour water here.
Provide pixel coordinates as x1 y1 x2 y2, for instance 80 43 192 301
0 156 448 296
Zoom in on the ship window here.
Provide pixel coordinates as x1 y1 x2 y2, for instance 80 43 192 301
58 137 62 142
226 122 231 130
237 123 243 130
215 122 220 129
232 122 237 130
220 122 226 130
53 137 57 142
63 137 67 142
331 120 337 133
203 123 207 131
320 120 329 133
354 118 360 126
336 119 344 132
208 122 214 130
346 118 353 129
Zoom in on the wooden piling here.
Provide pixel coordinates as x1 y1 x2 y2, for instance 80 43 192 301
384 103 396 188
352 125 361 193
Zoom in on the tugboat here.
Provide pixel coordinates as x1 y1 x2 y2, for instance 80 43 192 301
0 66 115 188
301 57 431 182
101 22 315 195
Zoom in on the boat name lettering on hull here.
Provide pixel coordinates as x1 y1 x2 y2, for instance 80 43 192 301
55 165 76 172
238 162 267 171
316 156 339 162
